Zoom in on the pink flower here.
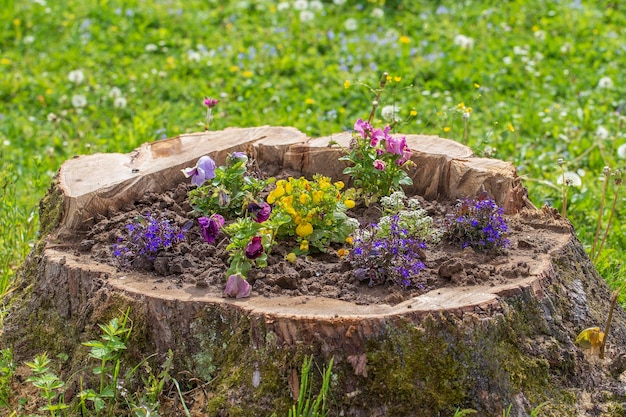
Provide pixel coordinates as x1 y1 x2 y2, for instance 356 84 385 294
373 159 386 170
182 155 216 187
385 135 407 156
370 128 386 147
245 236 264 259
395 148 412 166
198 214 224 244
224 274 251 298
353 118 372 139
247 201 272 223
204 97 219 108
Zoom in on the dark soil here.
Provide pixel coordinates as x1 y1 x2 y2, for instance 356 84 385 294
81 176 572 306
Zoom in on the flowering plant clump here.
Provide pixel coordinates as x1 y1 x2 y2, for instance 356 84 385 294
378 191 442 243
267 175 359 253
348 214 427 288
112 212 190 269
444 195 510 253
187 152 273 218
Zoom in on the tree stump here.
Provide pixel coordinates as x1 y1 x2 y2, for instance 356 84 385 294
5 126 626 416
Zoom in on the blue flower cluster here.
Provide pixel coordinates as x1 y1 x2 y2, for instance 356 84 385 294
446 196 509 253
113 213 189 269
349 214 426 288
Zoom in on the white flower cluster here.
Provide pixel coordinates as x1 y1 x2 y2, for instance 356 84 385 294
378 191 442 243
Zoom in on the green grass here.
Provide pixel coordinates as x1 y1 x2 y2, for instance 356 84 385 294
1 1 626 294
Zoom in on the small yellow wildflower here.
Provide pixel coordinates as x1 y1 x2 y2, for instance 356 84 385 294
285 252 297 263
229 65 240 72
0 58 11 65
111 25 118 32
443 126 451 133
305 98 315 105
507 123 515 132
544 108 551 113
465 107 472 114
337 248 349 258
345 236 354 245
386 74 392 82
299 240 309 252
399 36 410 44
531 25 539 32
410 109 418 117
394 76 402 82
457 102 465 110
344 199 355 209
296 223 313 238
242 70 254 78
474 83 480 88
344 80 351 89
13 19 20 26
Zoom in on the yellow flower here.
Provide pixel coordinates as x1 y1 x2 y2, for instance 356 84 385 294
276 179 286 187
507 123 515 132
229 65 240 72
285 252 297 263
443 126 451 133
345 236 353 245
474 83 480 89
410 109 417 117
305 98 315 105
0 58 10 65
344 80 351 89
334 181 344 190
296 223 313 238
394 76 402 82
312 190 324 204
285 181 293 194
300 240 309 252
242 70 254 78
299 193 311 204
337 248 349 258
344 199 355 209
399 36 410 44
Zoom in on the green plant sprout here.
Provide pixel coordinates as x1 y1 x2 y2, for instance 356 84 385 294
593 169 622 263
25 352 68 416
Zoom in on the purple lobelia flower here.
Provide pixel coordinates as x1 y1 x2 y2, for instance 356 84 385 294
245 236 264 259
198 214 225 244
247 201 272 223
224 274 251 298
182 155 216 187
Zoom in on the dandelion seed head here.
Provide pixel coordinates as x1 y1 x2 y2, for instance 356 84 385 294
556 171 582 187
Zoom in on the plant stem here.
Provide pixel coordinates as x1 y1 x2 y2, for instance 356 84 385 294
367 72 388 125
600 284 624 359
595 172 621 262
591 166 611 259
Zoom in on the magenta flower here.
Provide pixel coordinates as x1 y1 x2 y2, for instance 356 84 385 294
353 118 372 139
245 236 264 259
370 127 386 147
247 201 272 223
198 214 225 244
385 135 407 156
204 97 219 108
182 155 216 187
395 148 412 166
224 274 251 298
373 159 386 171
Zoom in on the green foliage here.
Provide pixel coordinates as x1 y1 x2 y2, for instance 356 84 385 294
25 352 68 416
0 348 14 408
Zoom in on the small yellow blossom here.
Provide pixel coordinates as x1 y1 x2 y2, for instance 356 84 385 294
339 107 346 114
296 223 313 238
507 123 515 132
457 102 465 110
386 74 392 82
334 181 344 190
13 19 20 26
465 107 472 114
344 80 351 89
0 58 11 65
305 98 315 105
299 240 309 252
544 108 551 113
531 25 539 32
399 35 410 44
345 236 353 245
344 199 355 209
299 193 311 204
285 252 297 263
242 70 254 78
337 248 349 257
229 65 240 72
474 83 480 88
394 76 402 82
410 109 418 117
166 56 176 69
443 126 451 133
111 25 118 32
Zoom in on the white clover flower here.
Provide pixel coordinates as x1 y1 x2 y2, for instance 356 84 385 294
187 50 201 62
309 0 323 10
293 0 308 10
453 34 474 50
534 30 546 41
299 10 314 22
371 7 384 18
109 86 122 98
145 43 158 52
513 45 529 55
617 143 626 159
381 105 401 123
556 171 582 187
344 18 358 31
277 2 290 11
68 69 85 84
502 56 513 65
597 76 614 89
333 0 346 4
595 125 609 140
113 96 127 109
23 35 35 44
71 94 87 108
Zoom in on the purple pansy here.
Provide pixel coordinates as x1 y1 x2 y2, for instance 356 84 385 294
198 214 225 244
245 236 264 259
247 201 272 223
182 155 216 187
224 274 251 298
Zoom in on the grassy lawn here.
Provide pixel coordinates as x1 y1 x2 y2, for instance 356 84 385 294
2 0 626 413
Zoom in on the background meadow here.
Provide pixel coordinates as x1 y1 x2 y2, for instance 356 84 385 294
1 0 626 305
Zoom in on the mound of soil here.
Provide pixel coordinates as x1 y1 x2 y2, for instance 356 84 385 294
80 178 571 307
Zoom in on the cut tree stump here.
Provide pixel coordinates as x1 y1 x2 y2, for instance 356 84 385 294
5 126 626 416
